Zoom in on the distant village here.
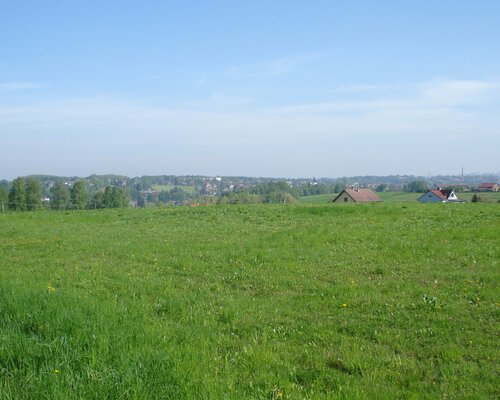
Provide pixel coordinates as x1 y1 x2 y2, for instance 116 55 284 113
0 173 498 210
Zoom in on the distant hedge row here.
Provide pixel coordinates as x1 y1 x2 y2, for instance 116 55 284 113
0 177 129 211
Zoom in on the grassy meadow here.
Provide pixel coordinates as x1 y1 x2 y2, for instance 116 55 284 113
0 203 499 399
299 192 421 203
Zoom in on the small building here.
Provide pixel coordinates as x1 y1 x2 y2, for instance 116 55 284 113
477 182 499 192
332 188 383 203
418 189 464 203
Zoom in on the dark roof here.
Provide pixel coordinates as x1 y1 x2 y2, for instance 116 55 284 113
333 188 382 202
440 189 453 198
428 189 458 200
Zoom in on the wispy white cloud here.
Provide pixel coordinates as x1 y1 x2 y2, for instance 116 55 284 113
0 79 498 178
224 52 328 79
267 79 500 115
177 93 254 110
1 80 498 146
334 83 403 94
0 81 49 91
420 79 499 104
1 79 498 137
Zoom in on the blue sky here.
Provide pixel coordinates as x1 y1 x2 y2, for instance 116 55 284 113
1 1 499 179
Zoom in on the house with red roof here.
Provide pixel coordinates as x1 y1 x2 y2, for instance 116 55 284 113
477 182 499 192
332 188 383 203
418 189 464 203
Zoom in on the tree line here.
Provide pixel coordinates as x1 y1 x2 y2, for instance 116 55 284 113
0 177 129 211
190 182 341 205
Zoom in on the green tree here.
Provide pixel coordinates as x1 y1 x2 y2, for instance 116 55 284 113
103 186 115 208
0 180 8 192
217 195 229 205
115 187 130 208
25 178 42 211
406 180 429 193
103 186 130 208
50 181 69 210
137 196 146 207
0 186 8 211
8 177 27 211
70 181 87 210
264 191 296 204
235 192 261 204
146 192 155 204
158 187 190 204
334 183 344 193
91 191 105 209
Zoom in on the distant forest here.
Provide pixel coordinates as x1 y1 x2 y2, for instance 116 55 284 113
0 173 498 210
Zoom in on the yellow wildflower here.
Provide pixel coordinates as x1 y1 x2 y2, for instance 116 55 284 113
272 387 283 399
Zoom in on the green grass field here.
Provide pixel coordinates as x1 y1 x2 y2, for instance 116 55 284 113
456 192 500 202
0 204 499 399
299 192 421 203
298 193 336 203
151 184 197 194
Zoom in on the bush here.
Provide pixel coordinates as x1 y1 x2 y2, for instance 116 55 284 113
406 180 429 193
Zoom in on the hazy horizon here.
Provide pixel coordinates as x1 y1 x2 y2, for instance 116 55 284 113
1 1 499 180
2 170 499 183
